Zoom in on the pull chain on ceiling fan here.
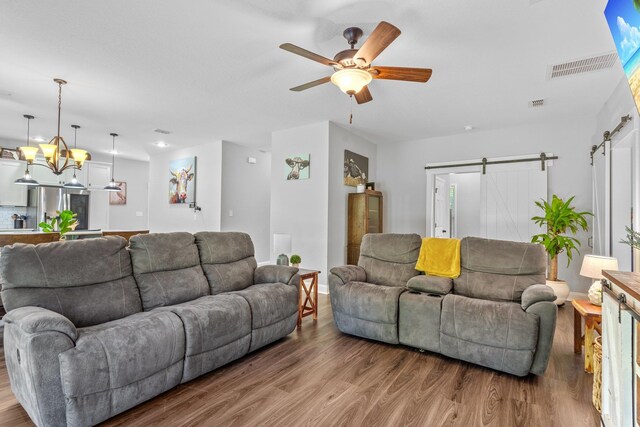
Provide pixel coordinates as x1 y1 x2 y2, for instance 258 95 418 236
280 21 433 106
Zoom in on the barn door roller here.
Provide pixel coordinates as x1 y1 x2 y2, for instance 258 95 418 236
425 153 558 174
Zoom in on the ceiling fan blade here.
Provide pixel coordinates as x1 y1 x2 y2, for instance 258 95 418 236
280 43 338 67
355 86 373 104
290 76 332 92
354 21 401 65
370 66 432 83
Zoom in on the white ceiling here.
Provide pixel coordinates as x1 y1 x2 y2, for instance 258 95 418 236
0 0 622 161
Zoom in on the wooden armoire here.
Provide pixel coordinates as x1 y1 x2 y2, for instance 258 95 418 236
347 190 383 264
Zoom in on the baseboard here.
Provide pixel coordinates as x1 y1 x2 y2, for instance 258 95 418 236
568 292 588 301
318 283 328 295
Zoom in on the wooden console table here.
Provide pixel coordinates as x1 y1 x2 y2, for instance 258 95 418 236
572 299 602 373
297 268 320 328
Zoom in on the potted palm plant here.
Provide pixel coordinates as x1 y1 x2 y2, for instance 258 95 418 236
531 195 591 305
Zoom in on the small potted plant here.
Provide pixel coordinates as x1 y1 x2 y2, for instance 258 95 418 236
531 195 592 305
290 254 302 268
39 210 78 240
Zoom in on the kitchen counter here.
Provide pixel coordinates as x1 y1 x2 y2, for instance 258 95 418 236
0 229 149 246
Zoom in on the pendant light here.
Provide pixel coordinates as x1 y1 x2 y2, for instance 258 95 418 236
104 133 121 192
34 79 91 175
63 125 87 189
15 114 40 186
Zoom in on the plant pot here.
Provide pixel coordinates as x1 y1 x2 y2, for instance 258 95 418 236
292 263 300 268
546 279 570 306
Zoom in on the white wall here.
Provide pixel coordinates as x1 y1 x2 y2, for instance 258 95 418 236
221 141 271 262
270 122 329 282
449 172 481 239
377 118 596 293
327 122 377 270
148 141 222 232
108 157 149 230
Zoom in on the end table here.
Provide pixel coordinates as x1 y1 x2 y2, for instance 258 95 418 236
572 299 602 373
297 268 320 327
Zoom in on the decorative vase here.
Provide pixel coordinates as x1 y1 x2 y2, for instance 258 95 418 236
546 279 570 306
588 281 603 306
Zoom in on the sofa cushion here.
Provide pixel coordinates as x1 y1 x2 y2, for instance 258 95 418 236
439 294 538 376
454 237 546 302
58 311 185 426
234 283 298 329
358 233 422 287
0 237 142 327
156 294 252 382
331 281 405 324
129 232 210 310
233 283 298 351
195 231 258 294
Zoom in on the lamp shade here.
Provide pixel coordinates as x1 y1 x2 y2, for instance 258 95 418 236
330 69 372 95
273 234 292 254
580 254 619 279
18 146 38 162
39 143 57 159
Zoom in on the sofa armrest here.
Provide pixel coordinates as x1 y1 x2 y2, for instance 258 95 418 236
407 275 453 295
4 306 78 341
255 265 299 286
521 284 557 310
329 265 366 285
526 301 557 375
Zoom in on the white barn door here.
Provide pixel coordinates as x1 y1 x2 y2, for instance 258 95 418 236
480 162 547 242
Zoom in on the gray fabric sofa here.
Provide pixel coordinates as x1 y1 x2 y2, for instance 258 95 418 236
0 231 299 427
329 234 557 376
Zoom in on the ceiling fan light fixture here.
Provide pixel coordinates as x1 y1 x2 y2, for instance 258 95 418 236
330 69 372 95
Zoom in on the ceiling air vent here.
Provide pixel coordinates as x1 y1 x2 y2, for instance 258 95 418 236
548 52 618 79
153 128 172 135
529 99 545 108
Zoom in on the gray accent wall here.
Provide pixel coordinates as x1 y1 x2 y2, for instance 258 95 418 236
221 141 271 263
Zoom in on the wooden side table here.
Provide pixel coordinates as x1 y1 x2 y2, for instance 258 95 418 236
572 299 602 373
297 268 320 328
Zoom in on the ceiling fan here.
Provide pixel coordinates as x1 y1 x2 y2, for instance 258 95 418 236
280 21 432 104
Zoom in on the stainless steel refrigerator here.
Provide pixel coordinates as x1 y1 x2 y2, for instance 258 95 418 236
26 186 90 230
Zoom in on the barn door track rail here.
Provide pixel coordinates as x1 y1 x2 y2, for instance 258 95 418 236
424 152 557 174
590 114 632 165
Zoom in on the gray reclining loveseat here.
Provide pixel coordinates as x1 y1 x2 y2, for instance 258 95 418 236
0 231 299 427
329 234 557 376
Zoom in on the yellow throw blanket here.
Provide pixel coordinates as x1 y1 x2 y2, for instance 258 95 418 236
415 237 461 278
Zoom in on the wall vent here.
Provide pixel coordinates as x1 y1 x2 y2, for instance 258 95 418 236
529 99 545 108
153 128 172 135
548 52 618 79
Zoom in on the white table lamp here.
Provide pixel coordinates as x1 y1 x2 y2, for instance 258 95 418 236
580 254 618 306
273 234 292 266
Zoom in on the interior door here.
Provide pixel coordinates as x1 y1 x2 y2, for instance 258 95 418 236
593 140 611 256
480 163 547 242
612 142 633 271
434 176 450 237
